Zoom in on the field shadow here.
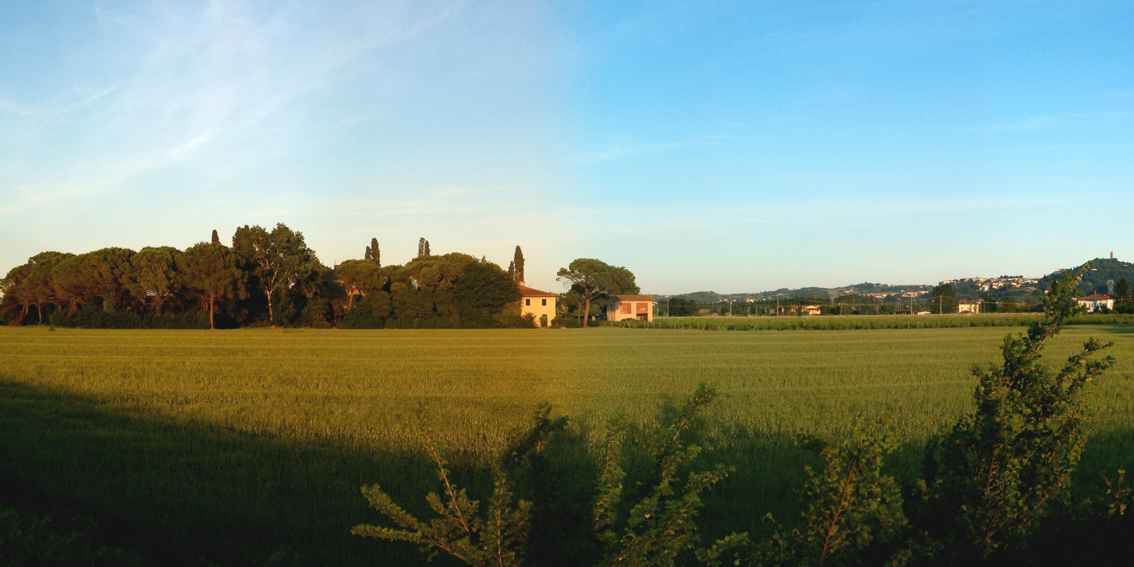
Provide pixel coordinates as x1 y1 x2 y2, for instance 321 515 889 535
0 380 465 566
2 380 1132 566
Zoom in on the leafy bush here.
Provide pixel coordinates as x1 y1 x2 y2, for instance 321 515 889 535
47 304 209 329
916 272 1115 561
339 298 389 328
756 425 908 566
353 404 567 566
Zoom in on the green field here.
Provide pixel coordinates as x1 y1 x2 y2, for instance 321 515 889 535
2 325 1133 564
637 312 1134 331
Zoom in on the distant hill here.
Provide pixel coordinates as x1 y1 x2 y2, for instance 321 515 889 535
657 257 1133 304
1040 257 1134 295
663 282 932 303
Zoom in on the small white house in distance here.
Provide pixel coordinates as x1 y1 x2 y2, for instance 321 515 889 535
1076 293 1115 313
958 299 983 314
606 295 655 322
801 305 822 316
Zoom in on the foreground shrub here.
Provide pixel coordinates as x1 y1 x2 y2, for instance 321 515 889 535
917 271 1115 560
592 384 741 567
353 405 566 566
756 425 908 567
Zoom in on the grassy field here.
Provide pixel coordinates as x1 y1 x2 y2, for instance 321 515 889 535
635 312 1134 331
2 325 1133 565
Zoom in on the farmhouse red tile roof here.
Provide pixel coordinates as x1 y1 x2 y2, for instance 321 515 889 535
613 294 654 302
517 285 557 298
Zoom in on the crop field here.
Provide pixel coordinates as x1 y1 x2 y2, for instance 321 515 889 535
2 325 1133 565
636 312 1134 331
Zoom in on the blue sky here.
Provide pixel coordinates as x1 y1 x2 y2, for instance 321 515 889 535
2 1 1132 294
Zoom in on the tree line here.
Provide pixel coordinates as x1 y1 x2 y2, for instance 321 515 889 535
0 225 511 329
1 224 645 329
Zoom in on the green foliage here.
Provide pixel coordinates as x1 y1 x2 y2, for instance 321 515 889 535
512 246 525 284
130 246 184 315
557 258 639 327
179 242 240 329
757 425 908 567
455 260 520 327
0 504 144 566
666 297 700 316
233 223 318 325
917 270 1116 559
928 283 959 314
365 238 381 267
49 248 136 314
593 384 737 567
352 404 567 566
1102 468 1130 520
2 228 533 329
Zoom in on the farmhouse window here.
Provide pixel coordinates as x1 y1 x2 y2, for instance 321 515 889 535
525 298 531 306
620 303 632 314
541 299 547 306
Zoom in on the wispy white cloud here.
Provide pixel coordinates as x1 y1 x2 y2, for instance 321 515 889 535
2 1 469 215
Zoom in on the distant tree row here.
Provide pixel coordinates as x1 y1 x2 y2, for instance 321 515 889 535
0 226 528 329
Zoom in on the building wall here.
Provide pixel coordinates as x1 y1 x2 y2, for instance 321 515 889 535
607 300 655 322
958 303 981 314
1077 299 1115 313
520 296 557 327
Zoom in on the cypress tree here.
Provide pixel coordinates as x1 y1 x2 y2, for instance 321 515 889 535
211 229 221 246
513 245 525 284
417 238 431 259
371 238 381 267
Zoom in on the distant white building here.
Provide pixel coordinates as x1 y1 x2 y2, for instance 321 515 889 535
957 299 983 314
1076 294 1115 313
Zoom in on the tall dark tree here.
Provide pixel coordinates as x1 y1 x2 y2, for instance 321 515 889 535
2 252 72 323
455 259 519 327
364 238 381 267
512 245 525 284
1117 278 1130 302
417 237 431 259
27 252 71 321
233 223 317 325
211 229 221 246
556 258 639 327
180 242 239 329
1 263 34 323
